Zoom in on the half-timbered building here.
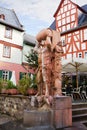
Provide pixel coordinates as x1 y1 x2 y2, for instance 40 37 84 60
50 0 87 87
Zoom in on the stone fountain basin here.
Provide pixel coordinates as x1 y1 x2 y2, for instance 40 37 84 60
23 110 53 127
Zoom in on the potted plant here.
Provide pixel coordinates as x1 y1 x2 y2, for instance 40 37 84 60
5 80 18 95
0 78 3 93
27 74 38 95
17 74 31 95
0 79 8 94
27 83 37 95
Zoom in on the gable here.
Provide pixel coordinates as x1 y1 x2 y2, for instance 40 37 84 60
53 0 87 33
54 0 78 32
54 0 87 18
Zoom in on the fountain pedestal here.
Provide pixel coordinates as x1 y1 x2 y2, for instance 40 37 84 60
52 96 72 129
23 110 55 130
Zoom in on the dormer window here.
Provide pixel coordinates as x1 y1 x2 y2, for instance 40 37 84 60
0 14 5 20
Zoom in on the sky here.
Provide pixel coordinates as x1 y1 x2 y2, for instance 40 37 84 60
0 0 87 36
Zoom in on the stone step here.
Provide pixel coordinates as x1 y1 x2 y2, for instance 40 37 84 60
0 114 13 125
72 113 87 122
72 102 87 109
72 108 87 115
83 122 87 127
73 120 87 128
72 102 87 124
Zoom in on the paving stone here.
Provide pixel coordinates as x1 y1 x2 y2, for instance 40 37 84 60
0 114 87 130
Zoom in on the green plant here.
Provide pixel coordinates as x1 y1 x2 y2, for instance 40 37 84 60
17 74 31 95
0 78 3 92
25 49 38 69
5 80 17 89
29 74 37 89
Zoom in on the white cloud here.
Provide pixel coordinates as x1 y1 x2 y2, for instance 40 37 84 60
0 0 87 35
1 0 87 23
0 0 59 23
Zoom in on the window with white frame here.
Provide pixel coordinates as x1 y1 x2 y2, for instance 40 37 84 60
84 29 87 41
3 45 11 58
5 26 12 38
85 52 87 58
2 70 9 80
61 36 66 46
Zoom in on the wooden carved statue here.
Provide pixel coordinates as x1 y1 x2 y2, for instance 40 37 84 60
34 28 63 98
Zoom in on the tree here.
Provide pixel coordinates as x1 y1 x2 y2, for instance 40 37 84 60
25 49 38 69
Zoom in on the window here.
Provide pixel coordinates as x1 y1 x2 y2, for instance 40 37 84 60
85 52 87 58
19 72 27 79
62 13 65 18
5 26 12 38
61 36 66 46
62 18 66 25
84 29 87 41
62 26 66 32
66 12 70 16
78 53 82 58
2 70 9 80
0 14 5 20
61 8 63 13
67 24 70 30
0 70 11 80
58 20 61 26
71 15 75 21
61 39 65 46
3 45 11 58
71 9 76 14
64 5 67 12
67 17 70 23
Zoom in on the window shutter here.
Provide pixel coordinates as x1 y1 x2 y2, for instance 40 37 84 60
28 73 31 77
0 70 2 78
9 71 12 80
20 72 24 79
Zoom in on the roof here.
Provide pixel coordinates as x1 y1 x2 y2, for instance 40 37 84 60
78 5 87 26
53 0 87 17
0 61 28 72
23 33 37 46
0 7 24 31
49 20 56 30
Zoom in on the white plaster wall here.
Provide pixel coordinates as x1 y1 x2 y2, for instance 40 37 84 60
0 46 22 64
22 44 33 63
12 30 24 46
67 54 72 59
0 24 23 64
0 24 24 46
81 43 86 50
10 47 22 64
67 53 76 60
0 44 3 57
0 24 5 39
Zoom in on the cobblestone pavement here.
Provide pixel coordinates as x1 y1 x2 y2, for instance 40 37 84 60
0 114 23 130
0 114 15 125
0 114 87 130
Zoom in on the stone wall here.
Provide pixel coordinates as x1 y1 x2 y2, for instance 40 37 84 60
0 95 31 119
